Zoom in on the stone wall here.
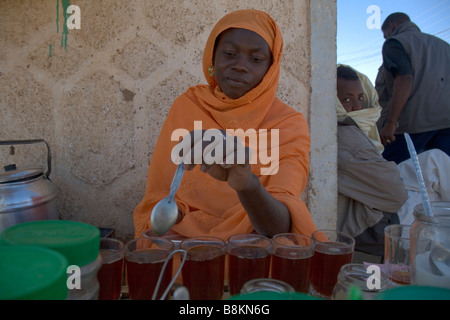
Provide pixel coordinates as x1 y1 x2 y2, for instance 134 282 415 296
0 0 337 242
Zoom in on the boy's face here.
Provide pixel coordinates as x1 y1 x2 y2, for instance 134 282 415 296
213 28 272 99
337 79 364 112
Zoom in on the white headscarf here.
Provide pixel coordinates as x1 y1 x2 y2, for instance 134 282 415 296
336 64 384 153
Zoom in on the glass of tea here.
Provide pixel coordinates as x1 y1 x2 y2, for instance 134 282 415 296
227 233 272 296
310 230 355 299
98 238 124 300
384 224 411 286
271 233 314 293
180 236 226 300
125 237 174 300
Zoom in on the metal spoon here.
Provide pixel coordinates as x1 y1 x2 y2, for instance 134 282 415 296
173 285 190 300
151 163 184 236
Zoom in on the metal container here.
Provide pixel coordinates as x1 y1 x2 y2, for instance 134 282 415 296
0 139 58 233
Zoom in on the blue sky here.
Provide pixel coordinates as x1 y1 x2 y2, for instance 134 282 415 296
337 0 450 84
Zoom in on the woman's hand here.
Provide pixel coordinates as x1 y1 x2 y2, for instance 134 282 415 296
175 129 253 191
173 129 290 236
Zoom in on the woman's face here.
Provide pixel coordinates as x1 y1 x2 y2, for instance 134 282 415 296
213 28 272 99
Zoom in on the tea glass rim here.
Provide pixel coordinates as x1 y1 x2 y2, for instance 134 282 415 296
227 233 272 247
384 224 411 240
124 236 175 258
227 233 273 259
100 238 125 248
180 236 227 258
311 229 355 246
100 237 124 262
272 233 315 259
100 237 124 247
180 236 226 247
272 232 314 247
141 229 187 239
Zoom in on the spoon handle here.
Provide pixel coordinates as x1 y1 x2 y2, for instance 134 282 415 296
168 163 184 202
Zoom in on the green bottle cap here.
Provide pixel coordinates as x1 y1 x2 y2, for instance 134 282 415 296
0 245 68 300
0 220 100 266
348 285 364 300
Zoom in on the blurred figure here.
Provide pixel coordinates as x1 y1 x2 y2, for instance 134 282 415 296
376 12 450 164
396 148 450 225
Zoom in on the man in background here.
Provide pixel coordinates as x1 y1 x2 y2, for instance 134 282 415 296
336 65 406 257
376 12 450 164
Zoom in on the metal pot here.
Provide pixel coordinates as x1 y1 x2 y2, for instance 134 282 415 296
0 140 58 233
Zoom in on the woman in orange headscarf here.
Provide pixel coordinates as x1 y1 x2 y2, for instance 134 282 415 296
133 9 318 241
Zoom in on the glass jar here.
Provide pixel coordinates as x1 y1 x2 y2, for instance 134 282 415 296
240 278 295 294
410 202 450 288
332 263 389 300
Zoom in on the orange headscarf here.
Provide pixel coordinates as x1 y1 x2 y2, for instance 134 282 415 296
133 9 318 240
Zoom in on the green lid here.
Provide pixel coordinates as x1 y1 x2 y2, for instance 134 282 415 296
229 291 322 300
377 285 450 300
0 245 68 300
0 220 100 266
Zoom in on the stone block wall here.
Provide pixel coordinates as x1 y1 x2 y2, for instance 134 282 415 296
0 0 336 242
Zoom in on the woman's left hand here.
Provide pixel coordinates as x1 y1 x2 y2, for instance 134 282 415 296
175 129 253 191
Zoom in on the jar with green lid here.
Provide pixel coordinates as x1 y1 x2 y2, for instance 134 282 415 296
0 245 68 300
332 263 390 300
410 202 450 288
0 220 101 300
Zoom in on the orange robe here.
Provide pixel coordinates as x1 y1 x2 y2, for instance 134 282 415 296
133 9 318 241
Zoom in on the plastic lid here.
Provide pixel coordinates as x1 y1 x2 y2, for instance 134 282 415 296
0 245 68 300
0 220 100 266
377 285 450 300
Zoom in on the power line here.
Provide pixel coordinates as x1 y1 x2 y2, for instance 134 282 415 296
433 27 450 35
337 0 450 81
412 0 448 21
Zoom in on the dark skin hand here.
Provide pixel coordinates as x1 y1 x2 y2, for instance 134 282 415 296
379 74 413 145
175 28 291 237
179 129 291 237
